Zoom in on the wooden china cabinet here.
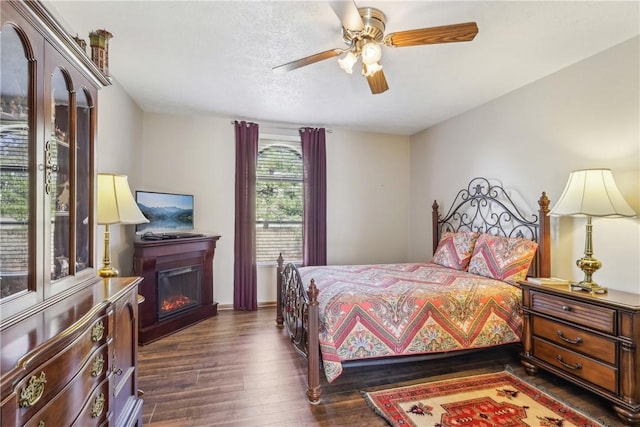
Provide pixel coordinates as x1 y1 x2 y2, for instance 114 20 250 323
1 1 142 426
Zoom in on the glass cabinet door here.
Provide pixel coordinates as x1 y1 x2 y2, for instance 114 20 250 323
0 24 33 299
50 67 72 281
75 89 92 273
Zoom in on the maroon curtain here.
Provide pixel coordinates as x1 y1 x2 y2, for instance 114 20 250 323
300 127 327 266
234 121 258 310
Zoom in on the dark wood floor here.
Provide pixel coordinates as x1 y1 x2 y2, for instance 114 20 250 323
138 307 624 426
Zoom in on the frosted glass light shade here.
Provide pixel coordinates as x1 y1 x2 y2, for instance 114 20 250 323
550 169 636 218
97 173 149 225
361 41 382 65
338 51 357 74
363 61 382 76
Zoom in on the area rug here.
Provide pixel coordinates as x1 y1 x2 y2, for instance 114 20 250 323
362 370 606 427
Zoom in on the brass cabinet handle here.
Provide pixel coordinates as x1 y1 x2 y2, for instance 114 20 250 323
556 355 582 370
19 372 47 408
112 353 123 376
38 422 45 427
91 393 106 418
91 354 105 377
91 320 105 342
556 330 583 345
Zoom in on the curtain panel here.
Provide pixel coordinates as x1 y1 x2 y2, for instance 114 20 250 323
300 127 327 266
233 121 258 310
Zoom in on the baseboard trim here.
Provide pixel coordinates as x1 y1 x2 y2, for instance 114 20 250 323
218 301 276 311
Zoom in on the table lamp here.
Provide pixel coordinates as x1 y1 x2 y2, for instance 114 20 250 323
97 173 148 277
549 169 636 293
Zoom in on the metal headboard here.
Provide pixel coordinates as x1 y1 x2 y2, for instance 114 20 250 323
433 177 539 241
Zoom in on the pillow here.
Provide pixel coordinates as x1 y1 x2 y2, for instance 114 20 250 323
467 234 538 284
432 231 480 271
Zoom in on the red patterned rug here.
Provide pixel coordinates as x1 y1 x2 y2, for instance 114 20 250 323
363 370 606 426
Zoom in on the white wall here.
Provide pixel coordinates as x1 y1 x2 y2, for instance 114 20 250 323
95 77 143 276
137 117 410 306
409 37 640 293
325 129 410 265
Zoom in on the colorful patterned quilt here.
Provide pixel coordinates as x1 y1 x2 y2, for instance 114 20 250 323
297 262 523 382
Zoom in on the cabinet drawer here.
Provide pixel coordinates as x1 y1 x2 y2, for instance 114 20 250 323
21 343 110 427
73 377 110 427
13 315 110 420
531 291 615 334
533 337 617 393
532 316 616 365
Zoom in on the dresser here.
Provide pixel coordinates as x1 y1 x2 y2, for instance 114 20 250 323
1 277 143 426
520 282 640 424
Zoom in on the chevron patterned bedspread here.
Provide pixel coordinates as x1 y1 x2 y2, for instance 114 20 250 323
297 262 523 382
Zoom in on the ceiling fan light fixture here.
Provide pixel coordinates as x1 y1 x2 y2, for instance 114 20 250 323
361 41 381 65
338 51 358 74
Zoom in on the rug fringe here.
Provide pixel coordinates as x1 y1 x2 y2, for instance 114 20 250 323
361 390 395 426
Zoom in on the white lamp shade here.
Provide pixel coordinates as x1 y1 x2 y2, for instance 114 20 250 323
549 169 636 217
97 173 149 225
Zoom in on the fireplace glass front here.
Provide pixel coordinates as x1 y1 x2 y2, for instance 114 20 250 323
157 265 201 320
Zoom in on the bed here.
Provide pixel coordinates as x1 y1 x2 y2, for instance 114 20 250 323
276 177 551 403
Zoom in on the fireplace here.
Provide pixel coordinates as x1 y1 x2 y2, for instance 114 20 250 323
157 265 201 320
133 235 220 345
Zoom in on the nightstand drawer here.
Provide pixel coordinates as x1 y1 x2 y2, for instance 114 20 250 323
531 291 615 334
533 337 617 393
532 316 616 365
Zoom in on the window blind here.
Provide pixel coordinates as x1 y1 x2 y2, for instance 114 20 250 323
256 139 303 263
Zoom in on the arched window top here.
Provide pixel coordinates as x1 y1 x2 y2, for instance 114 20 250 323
257 143 302 181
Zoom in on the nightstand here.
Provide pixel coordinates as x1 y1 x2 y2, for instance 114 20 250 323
520 281 640 425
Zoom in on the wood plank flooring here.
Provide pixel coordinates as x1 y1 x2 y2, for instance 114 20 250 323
138 307 624 426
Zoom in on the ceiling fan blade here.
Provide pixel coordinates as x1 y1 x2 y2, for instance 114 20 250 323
273 48 346 73
366 69 389 95
329 1 364 31
384 22 478 48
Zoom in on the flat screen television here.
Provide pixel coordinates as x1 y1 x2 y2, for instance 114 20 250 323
135 191 194 233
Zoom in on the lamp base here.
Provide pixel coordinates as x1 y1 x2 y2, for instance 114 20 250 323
97 265 119 278
571 280 607 294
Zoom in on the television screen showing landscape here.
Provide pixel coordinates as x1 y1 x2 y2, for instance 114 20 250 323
135 191 194 233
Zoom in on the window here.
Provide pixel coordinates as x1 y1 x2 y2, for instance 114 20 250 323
256 137 303 263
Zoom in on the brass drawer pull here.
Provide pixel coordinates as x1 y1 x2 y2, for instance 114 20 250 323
556 330 583 345
91 354 105 377
556 355 582 370
91 393 106 418
19 371 47 408
91 320 105 342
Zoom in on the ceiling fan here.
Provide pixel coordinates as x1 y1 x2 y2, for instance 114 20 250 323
272 1 478 95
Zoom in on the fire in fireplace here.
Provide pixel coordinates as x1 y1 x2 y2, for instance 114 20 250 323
157 265 201 320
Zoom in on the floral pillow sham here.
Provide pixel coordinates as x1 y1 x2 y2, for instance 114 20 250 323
432 231 480 271
467 233 538 284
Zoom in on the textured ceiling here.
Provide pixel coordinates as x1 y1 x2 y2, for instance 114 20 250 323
44 1 639 135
